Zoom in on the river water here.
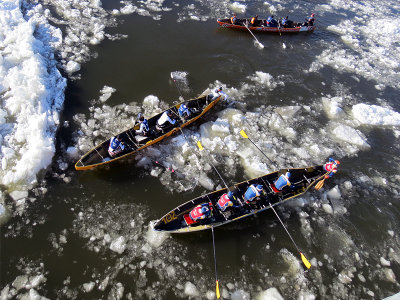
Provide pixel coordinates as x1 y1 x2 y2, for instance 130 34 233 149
1 0 400 299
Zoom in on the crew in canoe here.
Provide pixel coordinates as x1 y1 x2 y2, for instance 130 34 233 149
217 191 240 211
323 158 340 178
243 184 264 203
156 110 177 132
189 203 212 222
210 87 229 101
274 171 292 191
108 135 126 157
178 103 192 120
266 15 278 27
135 114 150 141
304 13 315 26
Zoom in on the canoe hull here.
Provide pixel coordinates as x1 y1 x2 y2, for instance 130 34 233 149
154 165 327 233
217 18 315 34
75 95 222 170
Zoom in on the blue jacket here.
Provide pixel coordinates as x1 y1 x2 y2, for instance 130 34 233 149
244 185 262 202
274 172 291 190
178 104 191 118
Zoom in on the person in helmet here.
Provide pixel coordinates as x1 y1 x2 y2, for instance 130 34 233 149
323 158 340 179
189 203 211 222
135 115 150 136
231 13 239 25
108 135 126 157
266 15 278 27
157 110 177 130
217 191 240 211
210 86 229 101
244 184 264 202
250 15 259 26
281 16 288 27
178 102 192 120
274 171 292 191
304 13 315 26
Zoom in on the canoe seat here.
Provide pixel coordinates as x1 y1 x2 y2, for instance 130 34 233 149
135 135 147 143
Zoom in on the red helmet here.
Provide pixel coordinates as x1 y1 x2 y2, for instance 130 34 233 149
311 13 315 17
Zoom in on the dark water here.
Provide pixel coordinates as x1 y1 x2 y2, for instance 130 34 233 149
1 1 400 299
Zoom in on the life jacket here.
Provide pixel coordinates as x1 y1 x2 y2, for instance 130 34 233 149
109 137 121 150
108 137 124 157
244 185 261 202
217 194 232 211
251 17 257 25
178 104 190 118
274 172 291 190
231 16 237 24
189 205 210 221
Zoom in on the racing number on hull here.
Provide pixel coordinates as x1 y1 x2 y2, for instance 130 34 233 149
162 211 177 224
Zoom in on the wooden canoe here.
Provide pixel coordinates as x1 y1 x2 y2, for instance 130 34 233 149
153 165 328 233
217 18 315 34
75 95 223 170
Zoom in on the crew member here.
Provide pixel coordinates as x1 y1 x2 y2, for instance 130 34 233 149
250 15 259 26
210 86 229 101
305 13 315 26
217 191 239 211
231 13 238 25
323 158 340 178
244 184 264 202
274 171 291 190
135 115 150 137
157 110 176 129
178 103 192 120
108 135 125 157
281 16 289 27
267 15 278 27
189 203 211 222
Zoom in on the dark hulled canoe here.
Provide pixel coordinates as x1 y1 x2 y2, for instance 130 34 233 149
217 18 315 34
153 165 328 233
75 95 223 170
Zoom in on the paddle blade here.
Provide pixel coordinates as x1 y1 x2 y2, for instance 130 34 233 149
240 130 248 139
197 141 204 151
300 252 311 269
314 179 325 190
216 280 220 299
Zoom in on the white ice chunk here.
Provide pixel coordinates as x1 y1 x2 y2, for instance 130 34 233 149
352 104 400 126
109 236 126 254
257 287 284 300
332 124 370 148
184 281 199 297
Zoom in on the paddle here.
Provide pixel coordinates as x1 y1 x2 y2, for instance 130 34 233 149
278 23 286 49
239 130 277 168
211 226 221 299
244 20 264 48
314 177 326 190
269 203 312 269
